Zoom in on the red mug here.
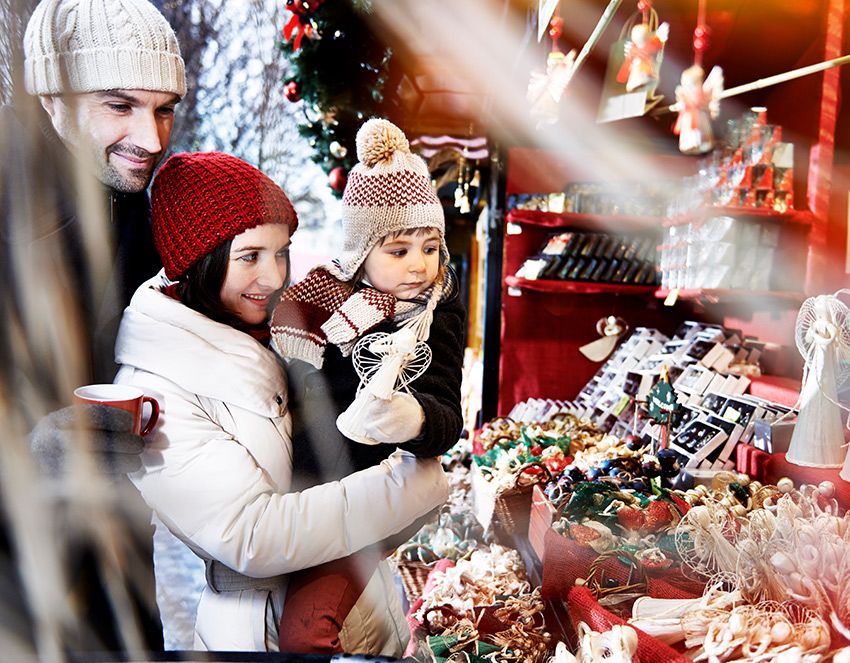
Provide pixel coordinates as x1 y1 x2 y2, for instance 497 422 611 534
73 384 160 436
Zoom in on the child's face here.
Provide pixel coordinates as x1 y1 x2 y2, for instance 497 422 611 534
362 228 441 300
220 223 291 325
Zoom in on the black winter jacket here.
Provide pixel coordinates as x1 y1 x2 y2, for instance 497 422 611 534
0 102 163 654
1 104 161 389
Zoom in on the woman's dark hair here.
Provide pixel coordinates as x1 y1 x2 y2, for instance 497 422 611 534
175 232 291 332
175 240 242 328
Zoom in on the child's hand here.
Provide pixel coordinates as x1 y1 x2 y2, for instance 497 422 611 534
360 392 424 444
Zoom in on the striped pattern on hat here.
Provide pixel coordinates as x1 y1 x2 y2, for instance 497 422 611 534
327 118 448 282
24 0 186 96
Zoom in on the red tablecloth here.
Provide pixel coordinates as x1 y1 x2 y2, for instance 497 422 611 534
567 586 692 663
737 443 850 507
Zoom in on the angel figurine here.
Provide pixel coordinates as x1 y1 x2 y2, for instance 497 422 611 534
616 22 669 92
671 65 724 154
335 327 432 445
527 49 577 127
552 623 639 662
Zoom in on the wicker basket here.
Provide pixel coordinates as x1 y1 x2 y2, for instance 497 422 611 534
492 462 551 541
395 543 440 605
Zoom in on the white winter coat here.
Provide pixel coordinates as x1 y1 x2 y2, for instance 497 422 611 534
114 274 449 652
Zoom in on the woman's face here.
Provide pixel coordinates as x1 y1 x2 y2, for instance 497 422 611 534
220 223 291 326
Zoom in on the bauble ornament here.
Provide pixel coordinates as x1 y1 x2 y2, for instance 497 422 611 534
284 80 301 103
329 166 347 192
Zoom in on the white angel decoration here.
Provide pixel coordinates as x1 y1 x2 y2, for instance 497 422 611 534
527 49 577 127
786 290 850 469
616 22 669 92
548 623 638 662
335 327 432 445
671 65 724 154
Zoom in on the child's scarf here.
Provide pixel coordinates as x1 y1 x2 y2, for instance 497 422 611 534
270 267 438 369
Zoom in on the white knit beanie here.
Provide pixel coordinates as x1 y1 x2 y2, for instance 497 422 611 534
24 0 186 97
328 118 448 281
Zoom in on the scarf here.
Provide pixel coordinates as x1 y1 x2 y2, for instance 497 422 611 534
270 267 442 369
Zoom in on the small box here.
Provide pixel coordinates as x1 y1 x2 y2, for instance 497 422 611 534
674 364 714 395
752 417 797 454
669 420 729 468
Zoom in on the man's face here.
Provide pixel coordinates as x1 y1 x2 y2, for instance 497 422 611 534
41 90 179 193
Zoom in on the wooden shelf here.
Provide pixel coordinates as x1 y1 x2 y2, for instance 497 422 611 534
506 208 660 234
506 276 657 296
655 288 806 304
663 206 815 228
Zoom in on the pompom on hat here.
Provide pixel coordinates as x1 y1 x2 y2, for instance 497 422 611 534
151 152 297 280
24 0 186 97
328 118 448 281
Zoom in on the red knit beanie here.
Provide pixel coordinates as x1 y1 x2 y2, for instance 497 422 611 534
152 152 298 280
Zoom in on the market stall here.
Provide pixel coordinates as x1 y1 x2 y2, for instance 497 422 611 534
379 0 850 656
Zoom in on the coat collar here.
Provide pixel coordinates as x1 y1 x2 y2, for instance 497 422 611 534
115 273 287 417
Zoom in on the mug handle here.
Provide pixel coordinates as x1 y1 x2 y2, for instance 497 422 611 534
140 396 160 436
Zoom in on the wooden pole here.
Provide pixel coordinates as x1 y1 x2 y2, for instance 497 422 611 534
655 53 850 115
567 0 624 84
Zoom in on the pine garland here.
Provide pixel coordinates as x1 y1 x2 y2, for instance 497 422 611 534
279 0 402 196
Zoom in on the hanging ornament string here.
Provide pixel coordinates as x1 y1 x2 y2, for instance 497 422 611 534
638 0 651 24
549 12 564 53
693 0 708 67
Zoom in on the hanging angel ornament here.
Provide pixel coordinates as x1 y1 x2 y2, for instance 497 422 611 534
527 49 577 127
335 327 432 445
616 21 669 92
671 65 724 154
579 315 629 362
528 15 576 128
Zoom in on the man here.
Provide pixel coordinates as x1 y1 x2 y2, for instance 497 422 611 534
0 0 185 656
21 0 186 380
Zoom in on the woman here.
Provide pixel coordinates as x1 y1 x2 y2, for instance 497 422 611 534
113 152 449 653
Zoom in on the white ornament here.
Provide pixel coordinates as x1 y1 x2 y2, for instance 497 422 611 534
335 327 432 445
329 140 348 159
785 290 850 469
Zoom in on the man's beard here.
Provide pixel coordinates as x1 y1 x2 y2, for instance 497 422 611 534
99 143 161 193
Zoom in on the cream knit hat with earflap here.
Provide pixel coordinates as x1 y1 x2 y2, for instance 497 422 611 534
24 0 186 97
328 118 448 282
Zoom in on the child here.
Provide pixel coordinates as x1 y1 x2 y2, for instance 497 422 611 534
114 151 449 653
270 118 465 654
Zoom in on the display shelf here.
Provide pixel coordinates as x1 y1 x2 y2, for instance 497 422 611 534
654 287 806 305
663 206 815 228
506 208 660 234
506 276 657 296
